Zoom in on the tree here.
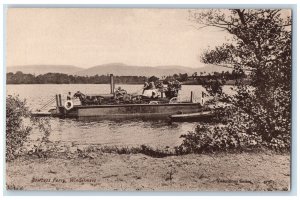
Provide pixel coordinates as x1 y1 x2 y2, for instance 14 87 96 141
6 72 148 84
148 76 159 83
178 73 188 82
188 9 291 150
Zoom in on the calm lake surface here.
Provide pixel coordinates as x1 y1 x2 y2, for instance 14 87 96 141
7 84 234 148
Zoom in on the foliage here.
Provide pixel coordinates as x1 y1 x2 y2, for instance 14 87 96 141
186 9 291 151
6 95 31 160
76 144 174 158
197 70 247 93
175 125 261 154
163 71 247 85
148 75 160 83
139 144 174 158
8 71 250 86
7 72 148 84
27 143 177 159
176 120 289 154
6 95 51 161
163 73 188 83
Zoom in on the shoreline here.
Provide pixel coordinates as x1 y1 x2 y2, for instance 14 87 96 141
6 152 290 191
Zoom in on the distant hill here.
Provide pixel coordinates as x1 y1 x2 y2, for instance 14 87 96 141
7 65 83 75
75 63 232 77
7 63 232 77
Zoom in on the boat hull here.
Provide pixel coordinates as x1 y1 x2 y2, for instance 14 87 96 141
59 103 201 120
170 111 215 122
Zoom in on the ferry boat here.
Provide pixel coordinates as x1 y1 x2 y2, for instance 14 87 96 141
35 74 210 121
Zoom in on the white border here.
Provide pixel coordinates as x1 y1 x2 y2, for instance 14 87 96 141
0 1 299 200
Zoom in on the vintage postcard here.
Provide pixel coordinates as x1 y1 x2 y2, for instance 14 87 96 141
5 7 292 191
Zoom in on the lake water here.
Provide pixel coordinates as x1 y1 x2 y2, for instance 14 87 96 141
6 84 234 148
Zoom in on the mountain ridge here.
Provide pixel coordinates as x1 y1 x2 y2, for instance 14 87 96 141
7 65 83 75
7 63 232 77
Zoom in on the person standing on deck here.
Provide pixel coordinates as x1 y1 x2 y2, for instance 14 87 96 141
67 92 72 100
142 82 150 94
149 81 156 89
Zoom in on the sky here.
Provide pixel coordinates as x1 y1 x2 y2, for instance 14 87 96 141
6 8 230 69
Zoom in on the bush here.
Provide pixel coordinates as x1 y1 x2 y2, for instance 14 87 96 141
6 95 32 161
176 122 289 155
175 125 245 154
6 95 51 161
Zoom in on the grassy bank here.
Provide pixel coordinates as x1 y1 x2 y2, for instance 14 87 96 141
6 152 290 191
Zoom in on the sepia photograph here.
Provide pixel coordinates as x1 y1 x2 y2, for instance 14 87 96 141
5 7 292 191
